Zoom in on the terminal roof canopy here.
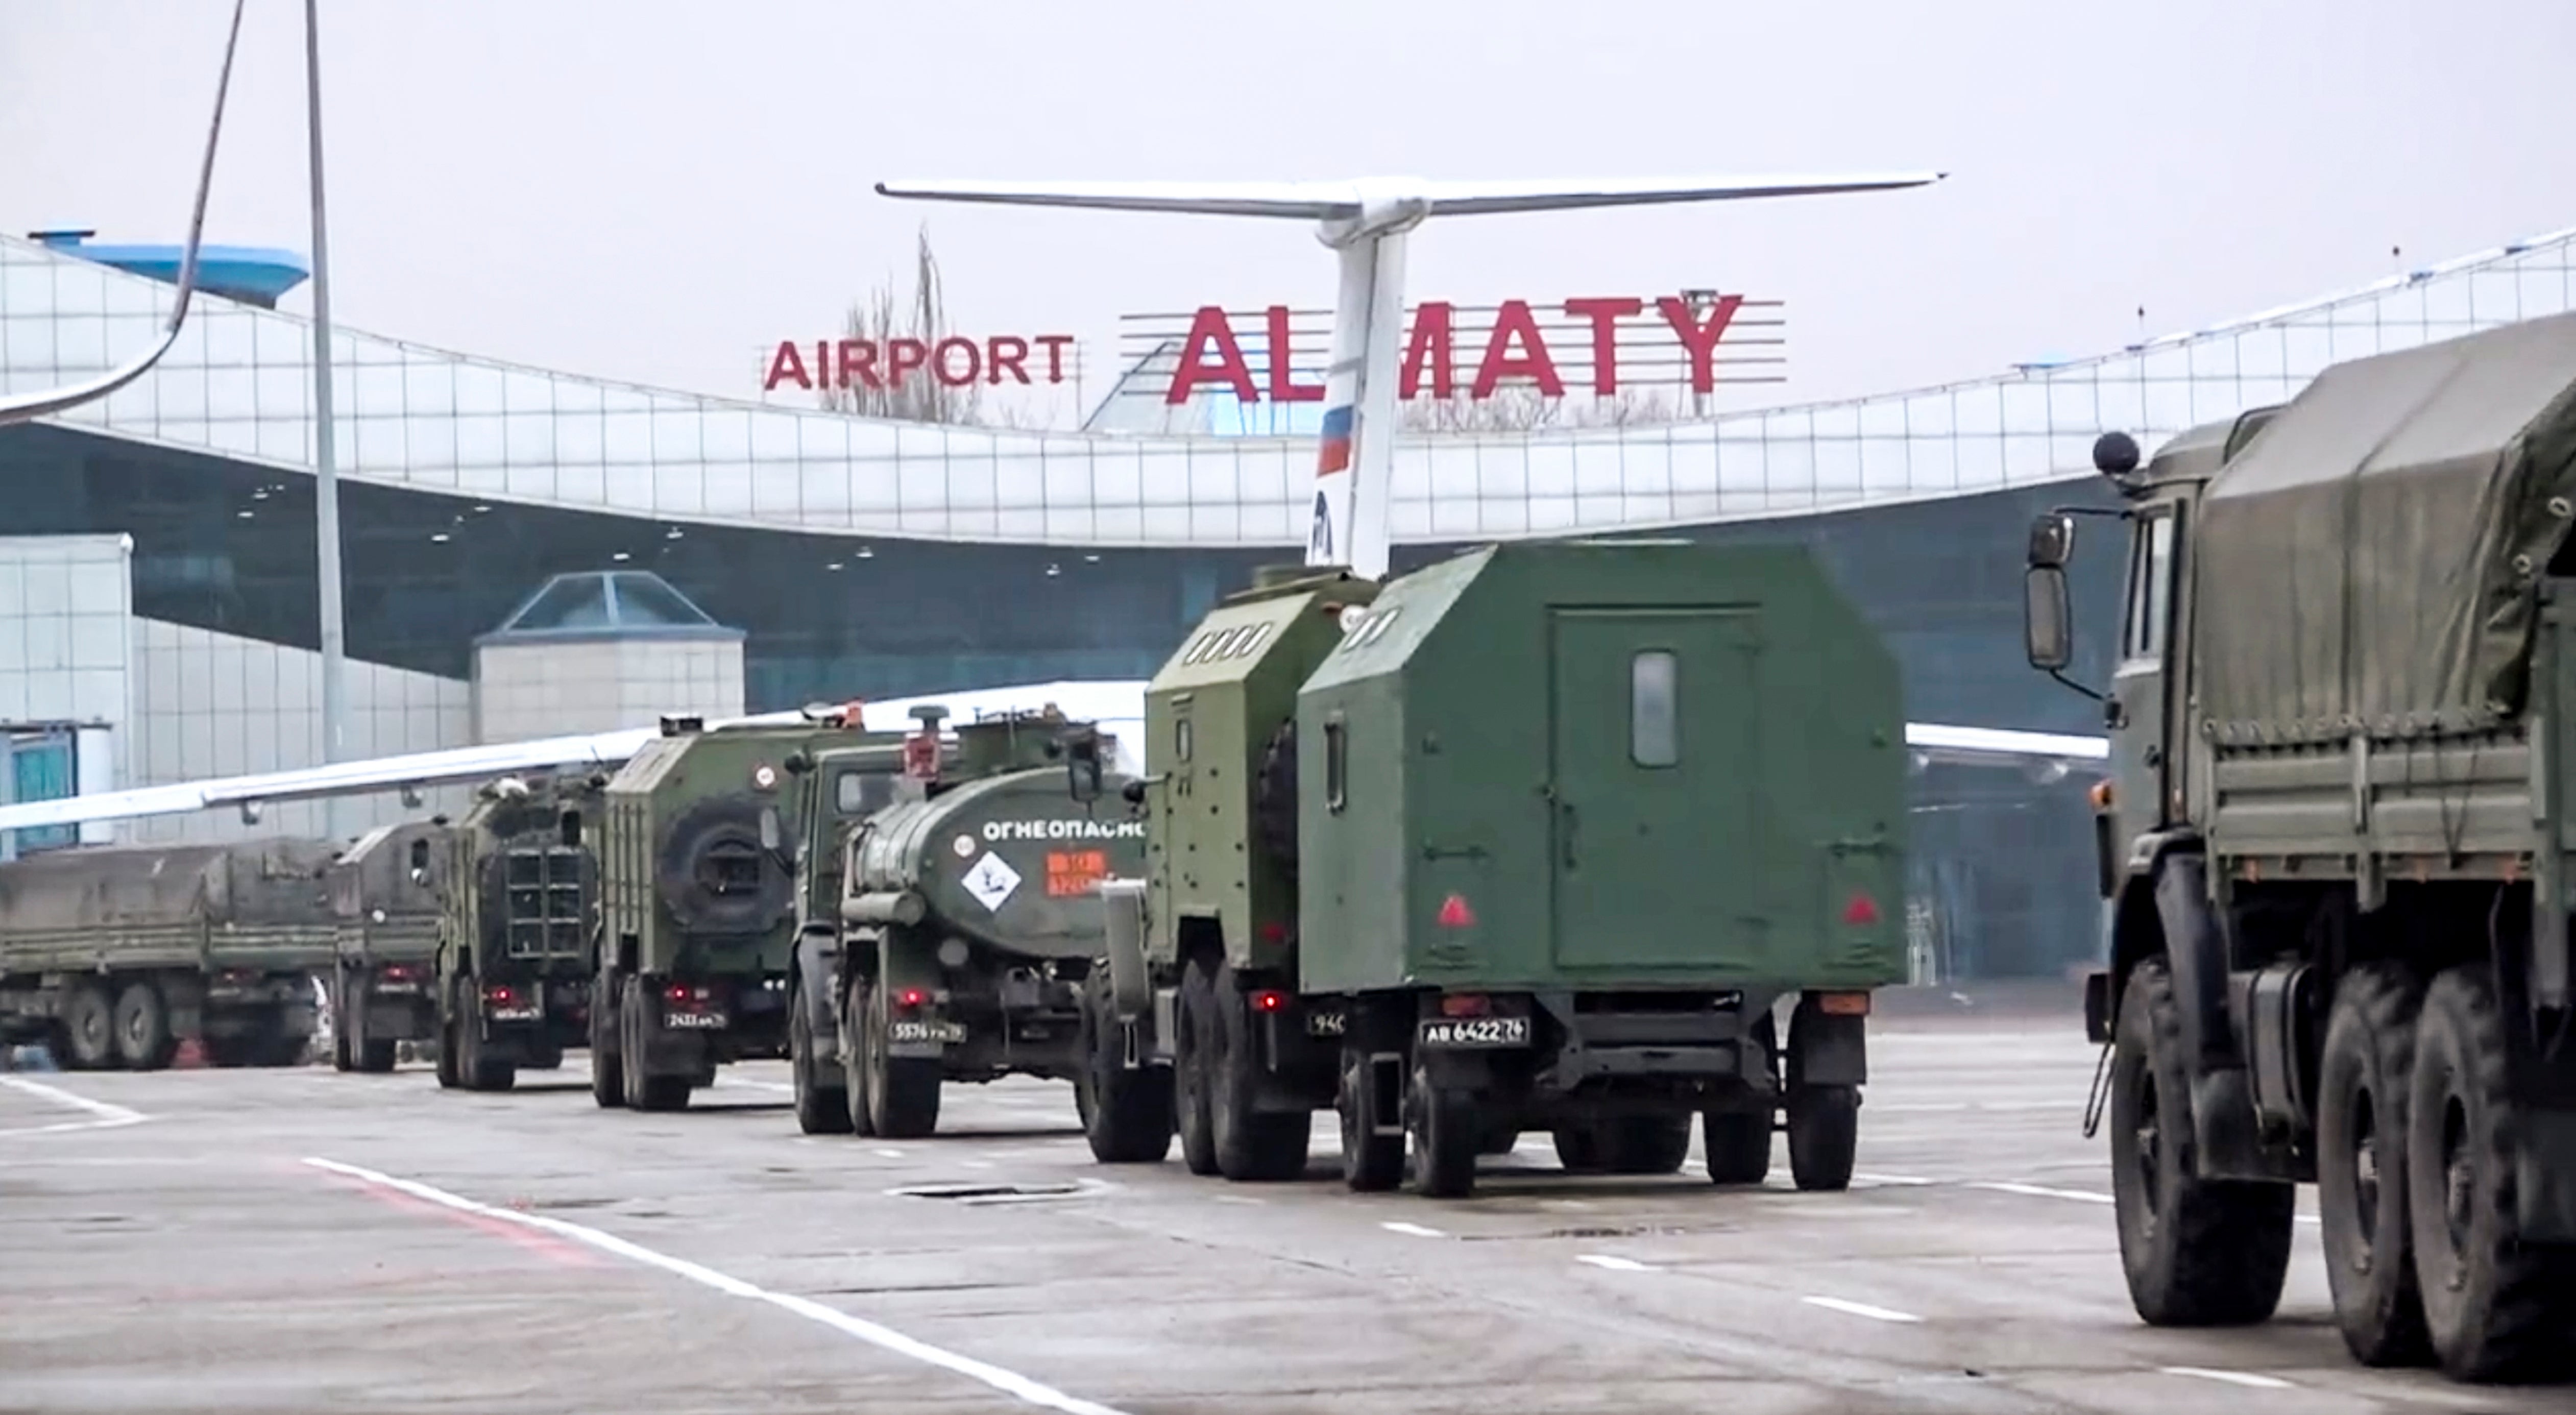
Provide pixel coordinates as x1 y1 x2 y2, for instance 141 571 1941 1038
481 570 739 642
2195 309 2576 742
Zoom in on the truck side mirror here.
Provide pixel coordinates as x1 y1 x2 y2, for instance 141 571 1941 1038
759 806 783 853
1063 727 1104 803
408 839 430 872
2027 512 2076 569
2025 566 2073 672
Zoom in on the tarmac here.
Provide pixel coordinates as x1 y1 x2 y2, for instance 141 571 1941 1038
1 995 2562 1414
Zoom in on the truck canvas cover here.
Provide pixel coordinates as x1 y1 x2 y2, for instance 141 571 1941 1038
2197 310 2576 744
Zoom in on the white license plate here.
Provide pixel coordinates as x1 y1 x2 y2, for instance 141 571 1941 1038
663 1011 728 1030
487 1006 542 1023
890 1018 967 1044
1417 1015 1530 1049
1304 1010 1347 1038
373 981 421 995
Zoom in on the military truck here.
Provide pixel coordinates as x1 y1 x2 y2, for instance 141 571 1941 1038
592 713 900 1112
434 774 605 1092
2022 311 2576 1384
779 716 912 1132
0 838 338 1069
795 707 1149 1139
326 820 446 1072
1080 542 1909 1197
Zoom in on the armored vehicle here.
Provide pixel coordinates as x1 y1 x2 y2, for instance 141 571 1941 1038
0 837 338 1069
2023 312 2576 1385
435 774 605 1092
1081 542 1909 1197
593 713 904 1112
795 707 1149 1139
326 820 447 1072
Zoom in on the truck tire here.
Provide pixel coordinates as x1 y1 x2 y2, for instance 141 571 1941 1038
1338 1036 1404 1191
1174 958 1219 1176
621 982 691 1113
62 983 115 1070
1408 1059 1479 1199
525 1038 564 1071
791 991 853 1136
589 973 625 1109
332 1003 354 1071
1605 1116 1694 1176
2317 962 2433 1367
1551 1126 1607 1174
1787 1085 1859 1191
2109 956 2296 1326
112 980 175 1071
434 1009 461 1089
1208 963 1309 1182
838 976 876 1136
2403 963 2574 1383
863 978 941 1138
357 1036 397 1074
1077 965 1174 1163
1705 1109 1773 1185
459 1014 516 1091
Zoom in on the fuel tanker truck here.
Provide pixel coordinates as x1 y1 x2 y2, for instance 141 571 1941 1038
326 820 447 1072
0 837 338 1069
801 706 1148 1139
434 773 606 1092
593 712 906 1113
2022 312 2576 1384
1078 541 1910 1197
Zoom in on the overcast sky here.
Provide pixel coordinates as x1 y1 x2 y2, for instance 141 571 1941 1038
6 0 2572 427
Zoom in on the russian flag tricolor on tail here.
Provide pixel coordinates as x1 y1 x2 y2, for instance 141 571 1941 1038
1317 405 1355 476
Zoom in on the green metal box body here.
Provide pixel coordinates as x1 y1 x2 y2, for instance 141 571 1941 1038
1141 571 1377 975
1297 540 1909 995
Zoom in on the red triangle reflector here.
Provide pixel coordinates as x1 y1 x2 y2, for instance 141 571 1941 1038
1842 892 1881 926
1437 893 1476 928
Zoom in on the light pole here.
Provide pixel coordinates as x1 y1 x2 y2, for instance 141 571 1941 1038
305 0 350 842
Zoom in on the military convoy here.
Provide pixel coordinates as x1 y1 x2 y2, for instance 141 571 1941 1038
326 821 446 1072
2024 311 2576 1384
0 837 337 1069
1077 542 1911 1197
790 706 1147 1139
432 774 605 1092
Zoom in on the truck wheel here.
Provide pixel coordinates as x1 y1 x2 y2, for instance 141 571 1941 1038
62 983 116 1070
1077 966 1174 1163
791 992 854 1136
864 978 941 1139
1705 1109 1773 1185
1173 958 1219 1176
2403 964 2574 1383
839 977 876 1135
525 1038 564 1071
1787 1085 1859 1191
1605 1115 1694 1176
622 982 691 1112
461 1016 516 1091
589 974 625 1109
2317 962 2433 1367
1552 1126 1606 1174
112 981 175 1071
357 1037 397 1074
434 1011 460 1090
1338 1041 1404 1191
2110 956 2295 1326
1407 1061 1479 1199
1209 964 1310 1182
332 1017 353 1072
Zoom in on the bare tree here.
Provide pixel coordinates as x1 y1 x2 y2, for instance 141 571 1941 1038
818 226 986 425
1396 385 1691 433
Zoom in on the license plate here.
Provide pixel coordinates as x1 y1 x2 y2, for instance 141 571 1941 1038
487 1005 542 1023
662 1011 728 1030
1304 1010 1347 1038
374 981 421 995
1417 1015 1529 1049
890 1018 967 1044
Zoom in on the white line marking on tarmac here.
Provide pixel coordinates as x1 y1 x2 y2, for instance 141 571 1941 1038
0 1076 149 1137
1801 1296 1922 1324
1380 1221 1446 1238
1576 1255 1654 1272
302 1157 1131 1415
874 1148 907 1159
1854 1172 1935 1186
1971 1181 2112 1205
2160 1366 2293 1389
722 1079 796 1094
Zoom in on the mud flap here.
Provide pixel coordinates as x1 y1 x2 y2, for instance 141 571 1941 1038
1790 999 1867 1088
877 930 952 1062
2521 1105 2576 1242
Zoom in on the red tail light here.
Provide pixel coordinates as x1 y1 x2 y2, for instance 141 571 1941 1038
1252 990 1286 1012
382 965 411 981
1440 994 1491 1017
665 983 712 1005
898 987 927 1009
485 985 516 1005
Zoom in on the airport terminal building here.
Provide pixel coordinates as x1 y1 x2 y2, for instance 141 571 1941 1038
5 224 2573 980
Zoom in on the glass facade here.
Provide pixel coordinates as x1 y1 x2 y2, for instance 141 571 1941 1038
5 222 2574 975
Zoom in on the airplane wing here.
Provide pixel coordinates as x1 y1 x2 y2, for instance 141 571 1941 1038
0 0 246 428
1905 722 2109 767
872 174 1946 222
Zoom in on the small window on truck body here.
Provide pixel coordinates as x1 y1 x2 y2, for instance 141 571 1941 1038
2123 511 2177 659
1631 650 1679 767
1324 715 1348 813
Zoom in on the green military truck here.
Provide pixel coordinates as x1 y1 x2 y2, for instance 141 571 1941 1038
434 774 604 1092
326 820 446 1072
593 713 890 1112
2023 311 2576 1384
1081 542 1910 1197
0 838 337 1069
779 717 911 1132
800 708 1149 1139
